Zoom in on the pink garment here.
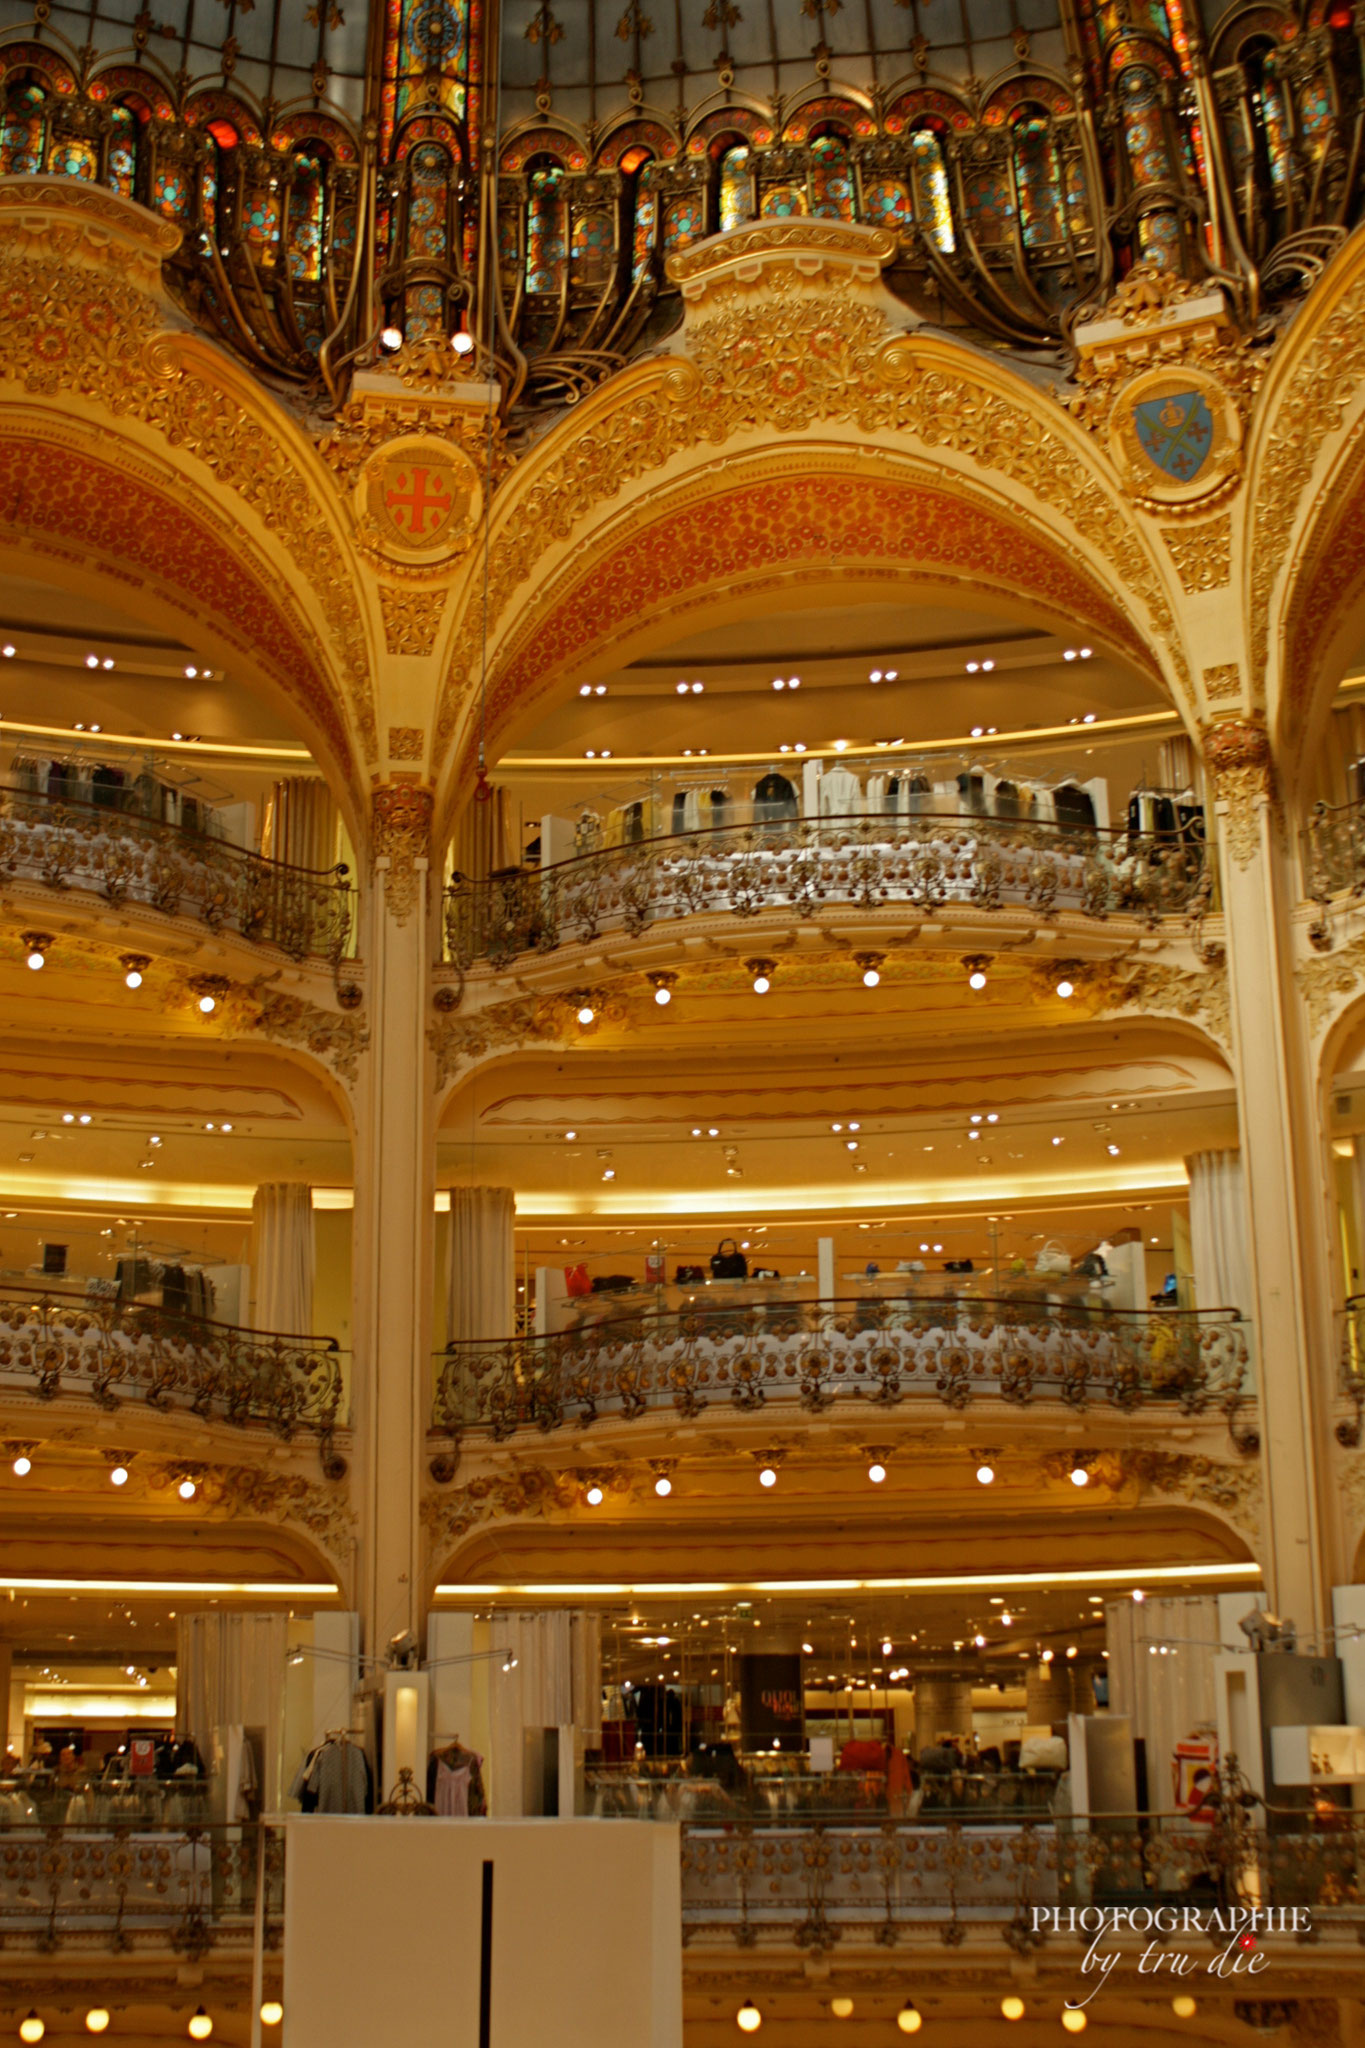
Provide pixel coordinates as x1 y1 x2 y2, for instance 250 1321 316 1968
435 1758 472 1817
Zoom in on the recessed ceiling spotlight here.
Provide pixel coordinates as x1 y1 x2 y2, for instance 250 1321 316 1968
870 669 882 682
1083 712 1096 724
1080 647 1092 658
793 741 806 753
85 653 99 669
691 681 703 693
966 661 979 673
676 682 689 694
579 684 592 696
885 669 897 681
772 678 786 690
1064 648 1077 661
971 725 984 738
788 677 800 689
0 643 12 657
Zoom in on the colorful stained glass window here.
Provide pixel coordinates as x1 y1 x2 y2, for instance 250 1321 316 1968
719 144 752 231
405 279 445 338
154 166 186 220
381 0 471 167
630 165 657 281
1012 115 1064 247
107 103 138 198
0 84 46 176
909 130 955 252
572 210 613 285
862 176 911 230
48 137 97 179
1255 77 1291 196
662 195 704 251
760 184 807 217
526 163 567 293
1119 68 1174 187
286 151 325 282
1300 78 1333 159
1138 206 1180 267
243 180 281 257
810 133 854 221
407 141 450 263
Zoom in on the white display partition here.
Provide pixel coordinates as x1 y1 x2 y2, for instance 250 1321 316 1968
284 1817 683 2048
382 1669 431 1801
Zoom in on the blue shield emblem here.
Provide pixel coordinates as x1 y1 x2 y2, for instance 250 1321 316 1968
1133 390 1214 482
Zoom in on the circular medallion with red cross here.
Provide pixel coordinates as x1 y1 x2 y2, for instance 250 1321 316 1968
356 433 481 566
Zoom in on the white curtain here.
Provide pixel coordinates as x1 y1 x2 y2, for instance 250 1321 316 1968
447 1186 515 1345
252 1182 314 1334
487 1611 600 1814
1185 1149 1252 1315
1106 1595 1220 1806
176 1611 289 1804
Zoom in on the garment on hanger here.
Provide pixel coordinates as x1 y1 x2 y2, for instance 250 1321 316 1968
290 1734 372 1815
1053 781 1097 833
956 768 989 816
994 778 1032 822
426 1739 487 1816
752 771 798 821
819 764 862 817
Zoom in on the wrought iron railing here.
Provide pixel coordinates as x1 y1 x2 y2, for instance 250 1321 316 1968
434 1298 1252 1441
1304 796 1365 906
0 781 353 964
444 812 1211 970
0 1819 284 1957
678 1807 1363 1944
0 1284 347 1455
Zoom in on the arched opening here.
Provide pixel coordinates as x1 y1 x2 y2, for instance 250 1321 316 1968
809 128 855 222
0 77 48 176
715 139 754 233
909 123 956 252
525 153 568 295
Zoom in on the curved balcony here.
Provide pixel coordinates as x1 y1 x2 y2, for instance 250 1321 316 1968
444 813 1210 971
0 1284 347 1464
434 1298 1253 1445
0 1819 281 1954
0 781 353 965
1305 795 1365 905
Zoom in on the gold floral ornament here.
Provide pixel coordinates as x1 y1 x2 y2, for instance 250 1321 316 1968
355 433 482 569
372 782 433 925
1203 714 1274 871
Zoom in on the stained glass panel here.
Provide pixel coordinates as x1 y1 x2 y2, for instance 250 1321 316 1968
0 84 46 176
719 144 752 232
526 163 567 292
760 184 807 217
286 152 326 282
407 141 450 262
572 210 613 285
810 133 855 221
862 176 911 230
49 137 97 179
631 167 657 280
909 130 955 252
1012 116 1064 247
662 195 704 251
107 103 138 198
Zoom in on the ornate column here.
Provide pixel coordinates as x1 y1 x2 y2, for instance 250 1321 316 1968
351 782 438 1659
1205 716 1336 1634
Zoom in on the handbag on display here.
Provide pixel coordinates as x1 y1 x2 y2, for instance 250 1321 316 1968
1035 1241 1071 1277
674 1264 706 1284
564 1263 591 1297
710 1238 749 1279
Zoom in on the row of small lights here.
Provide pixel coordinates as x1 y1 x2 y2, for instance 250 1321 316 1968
18 2003 281 2040
571 954 1084 1005
736 1989 1196 2031
582 1452 1124 1505
19 938 226 1014
8 1450 198 1497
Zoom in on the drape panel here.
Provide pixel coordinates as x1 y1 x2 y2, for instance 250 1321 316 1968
252 1182 315 1334
176 1611 289 1804
1185 1149 1252 1315
447 1185 515 1345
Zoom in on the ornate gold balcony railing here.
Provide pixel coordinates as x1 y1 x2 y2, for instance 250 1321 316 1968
434 1298 1253 1446
444 812 1210 972
678 1805 1363 1946
0 781 353 965
0 1284 347 1466
0 1819 284 1959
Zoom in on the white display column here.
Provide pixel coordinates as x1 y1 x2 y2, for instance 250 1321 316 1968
351 787 437 1663
1207 719 1337 1634
447 1186 516 1343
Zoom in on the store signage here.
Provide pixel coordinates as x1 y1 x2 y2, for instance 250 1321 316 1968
738 1654 804 1749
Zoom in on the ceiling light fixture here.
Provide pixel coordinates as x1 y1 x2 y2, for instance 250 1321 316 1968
187 2009 213 2041
648 971 676 1007
22 931 51 972
976 1463 995 1485
19 2015 44 2044
654 1475 673 1498
1056 976 1075 999
736 2002 762 2033
12 1454 31 1477
868 1462 886 1484
110 1465 129 1487
1 643 13 657
963 954 990 992
758 1465 777 1489
855 952 883 989
830 1997 854 2019
451 328 475 355
84 2012 111 2035
121 953 151 991
380 324 404 351
585 1484 604 1507
747 959 775 995
1062 2012 1087 2034
178 1478 197 1501
1001 1996 1025 2021
260 2005 284 2029
897 2000 923 2032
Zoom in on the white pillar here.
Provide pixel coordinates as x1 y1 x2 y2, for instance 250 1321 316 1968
351 789 436 1663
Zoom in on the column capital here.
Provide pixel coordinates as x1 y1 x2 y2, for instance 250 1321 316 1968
371 780 434 925
1201 712 1275 867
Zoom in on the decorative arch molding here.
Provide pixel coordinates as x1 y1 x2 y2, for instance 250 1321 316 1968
1271 423 1365 783
1244 223 1365 756
0 418 363 819
432 322 1189 805
0 177 377 796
